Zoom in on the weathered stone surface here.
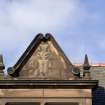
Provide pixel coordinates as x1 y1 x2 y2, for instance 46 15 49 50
0 89 91 98
19 41 74 80
90 66 105 105
91 66 105 87
0 34 96 105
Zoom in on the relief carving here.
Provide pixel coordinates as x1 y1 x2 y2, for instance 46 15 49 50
36 42 50 77
19 41 73 80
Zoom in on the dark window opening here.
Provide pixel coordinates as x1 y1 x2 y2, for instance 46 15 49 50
5 102 40 105
45 102 78 105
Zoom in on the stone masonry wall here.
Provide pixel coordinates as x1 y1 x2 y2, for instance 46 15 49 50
91 66 105 87
91 66 105 105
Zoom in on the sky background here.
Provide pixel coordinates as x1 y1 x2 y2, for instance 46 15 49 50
0 0 105 69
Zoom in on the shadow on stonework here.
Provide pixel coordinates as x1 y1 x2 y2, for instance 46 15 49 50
92 86 105 105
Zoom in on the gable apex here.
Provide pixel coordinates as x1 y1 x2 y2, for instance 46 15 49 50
7 33 75 80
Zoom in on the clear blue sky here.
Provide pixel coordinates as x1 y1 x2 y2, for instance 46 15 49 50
0 0 105 68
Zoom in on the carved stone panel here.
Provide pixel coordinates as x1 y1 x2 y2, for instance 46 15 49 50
19 41 74 80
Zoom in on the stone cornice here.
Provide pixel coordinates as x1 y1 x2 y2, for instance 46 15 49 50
0 80 98 89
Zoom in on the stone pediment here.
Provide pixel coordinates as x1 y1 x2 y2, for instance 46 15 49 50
8 33 76 80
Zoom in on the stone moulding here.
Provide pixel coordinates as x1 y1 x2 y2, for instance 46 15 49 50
0 80 98 89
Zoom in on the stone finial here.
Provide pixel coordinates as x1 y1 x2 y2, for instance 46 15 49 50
83 54 91 79
0 54 5 70
83 54 91 70
0 54 5 79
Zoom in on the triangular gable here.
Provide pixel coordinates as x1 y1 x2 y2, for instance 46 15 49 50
8 33 76 80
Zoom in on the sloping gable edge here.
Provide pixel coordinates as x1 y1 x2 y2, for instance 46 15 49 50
7 33 74 77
